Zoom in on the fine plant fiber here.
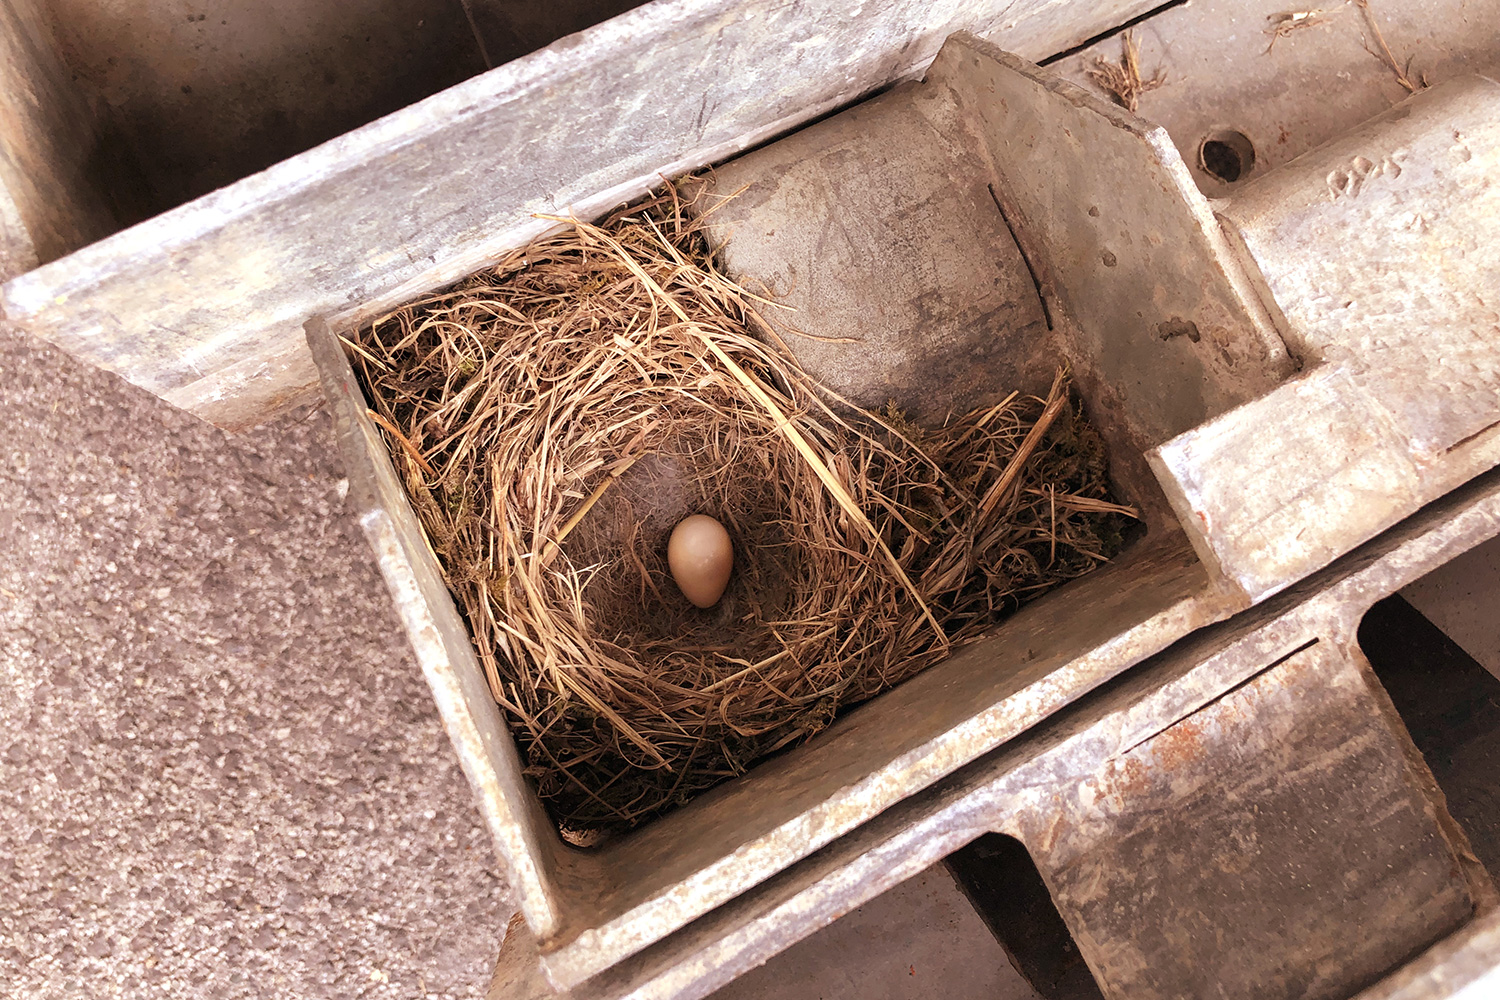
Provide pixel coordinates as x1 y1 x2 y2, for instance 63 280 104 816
348 185 1136 836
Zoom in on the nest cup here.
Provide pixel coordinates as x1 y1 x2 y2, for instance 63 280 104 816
347 186 1135 837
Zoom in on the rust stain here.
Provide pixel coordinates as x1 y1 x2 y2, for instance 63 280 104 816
1118 754 1149 788
1112 664 1293 797
1149 715 1209 773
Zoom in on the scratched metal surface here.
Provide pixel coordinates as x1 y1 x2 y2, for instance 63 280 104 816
0 0 1159 431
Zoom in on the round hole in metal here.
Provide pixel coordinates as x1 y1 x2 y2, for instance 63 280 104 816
1199 129 1256 184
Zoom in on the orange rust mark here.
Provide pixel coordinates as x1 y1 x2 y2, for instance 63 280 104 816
1114 754 1152 796
1101 646 1323 802
1149 716 1209 773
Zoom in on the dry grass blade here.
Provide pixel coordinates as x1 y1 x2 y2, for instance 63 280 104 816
1353 0 1427 92
1265 2 1426 92
366 409 435 477
978 369 1068 521
539 455 642 568
1087 29 1166 113
350 183 1135 834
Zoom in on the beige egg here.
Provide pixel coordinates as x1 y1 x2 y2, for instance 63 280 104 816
667 514 734 608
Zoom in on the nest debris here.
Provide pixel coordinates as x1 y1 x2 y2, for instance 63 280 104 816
348 187 1137 836
1086 29 1166 113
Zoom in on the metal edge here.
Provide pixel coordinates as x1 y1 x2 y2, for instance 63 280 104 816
303 315 564 938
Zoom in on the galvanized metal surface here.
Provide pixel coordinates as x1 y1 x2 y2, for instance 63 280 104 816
320 33 1377 990
1048 1 1500 612
483 469 1500 1000
308 35 1500 995
933 37 1293 447
1149 74 1500 602
1038 638 1476 999
1357 910 1500 1000
0 0 1160 431
1227 75 1500 453
702 29 1298 445
698 78 1054 425
305 316 564 936
1049 0 1500 200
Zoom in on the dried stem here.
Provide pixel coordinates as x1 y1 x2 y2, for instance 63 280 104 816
1086 29 1166 113
1353 0 1426 93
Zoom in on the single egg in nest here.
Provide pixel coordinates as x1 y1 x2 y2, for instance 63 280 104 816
667 514 734 608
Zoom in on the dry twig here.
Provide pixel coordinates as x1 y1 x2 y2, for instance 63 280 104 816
1086 29 1166 113
1353 0 1427 92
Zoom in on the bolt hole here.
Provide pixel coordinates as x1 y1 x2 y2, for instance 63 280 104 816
1199 130 1256 184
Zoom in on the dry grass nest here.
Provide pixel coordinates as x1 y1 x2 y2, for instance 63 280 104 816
347 185 1137 837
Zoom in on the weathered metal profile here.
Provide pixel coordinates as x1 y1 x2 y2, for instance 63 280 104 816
303 31 1500 998
1150 74 1500 602
0 0 1160 431
1357 909 1500 1000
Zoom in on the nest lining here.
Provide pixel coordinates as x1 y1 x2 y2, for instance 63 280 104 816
348 188 1135 835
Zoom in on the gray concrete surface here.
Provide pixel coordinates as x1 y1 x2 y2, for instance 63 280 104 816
0 317 508 998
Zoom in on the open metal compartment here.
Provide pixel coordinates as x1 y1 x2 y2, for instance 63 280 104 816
6 0 1500 995
303 34 1316 989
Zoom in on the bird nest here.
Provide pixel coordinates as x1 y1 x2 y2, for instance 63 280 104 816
346 186 1136 838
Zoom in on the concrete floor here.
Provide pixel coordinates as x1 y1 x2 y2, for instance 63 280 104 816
0 319 508 998
710 867 1044 1000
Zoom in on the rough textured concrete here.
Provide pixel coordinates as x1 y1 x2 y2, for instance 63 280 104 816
0 318 508 998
